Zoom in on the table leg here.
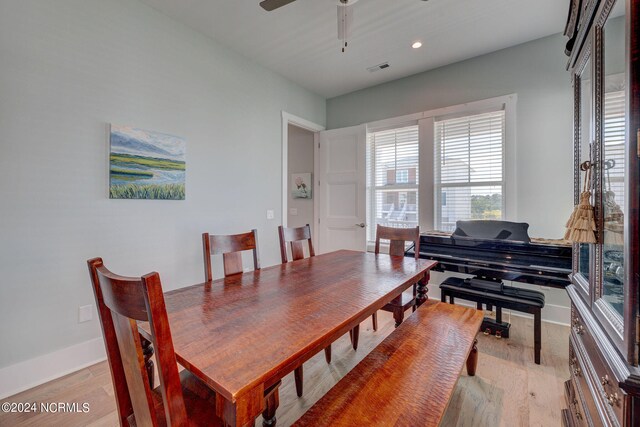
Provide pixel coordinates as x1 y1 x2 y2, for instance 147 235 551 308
393 306 404 328
140 335 154 388
416 271 430 307
466 339 478 376
262 385 280 427
216 385 264 427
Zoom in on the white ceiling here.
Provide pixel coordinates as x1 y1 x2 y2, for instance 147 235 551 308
140 0 569 98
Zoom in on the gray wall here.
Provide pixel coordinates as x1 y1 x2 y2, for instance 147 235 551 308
0 0 325 369
327 33 574 315
287 125 315 233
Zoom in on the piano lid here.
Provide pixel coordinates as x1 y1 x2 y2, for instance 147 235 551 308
452 220 531 243
411 220 572 288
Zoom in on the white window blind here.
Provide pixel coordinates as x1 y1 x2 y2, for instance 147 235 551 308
367 125 419 241
434 110 505 231
603 90 625 205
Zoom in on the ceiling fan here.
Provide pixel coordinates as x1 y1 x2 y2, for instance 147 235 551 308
259 0 358 52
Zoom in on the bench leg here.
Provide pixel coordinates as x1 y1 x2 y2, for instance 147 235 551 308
324 345 331 364
466 339 478 376
294 366 303 397
372 312 378 331
450 295 455 305
534 308 541 365
441 291 446 303
349 325 360 351
262 384 280 427
496 306 502 324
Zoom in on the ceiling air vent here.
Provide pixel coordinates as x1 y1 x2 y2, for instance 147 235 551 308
367 62 390 73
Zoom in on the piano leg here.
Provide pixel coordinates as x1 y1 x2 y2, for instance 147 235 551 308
534 307 541 364
496 306 502 323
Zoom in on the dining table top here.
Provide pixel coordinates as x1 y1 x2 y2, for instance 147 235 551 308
139 249 437 405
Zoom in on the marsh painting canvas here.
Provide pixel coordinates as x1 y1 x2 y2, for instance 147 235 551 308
109 125 186 200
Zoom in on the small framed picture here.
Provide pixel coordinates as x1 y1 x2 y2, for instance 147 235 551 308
291 173 312 199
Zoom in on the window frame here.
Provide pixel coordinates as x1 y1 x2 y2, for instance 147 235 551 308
366 123 420 242
433 110 507 231
365 94 517 239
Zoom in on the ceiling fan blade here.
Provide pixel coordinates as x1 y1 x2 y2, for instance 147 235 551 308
259 0 297 11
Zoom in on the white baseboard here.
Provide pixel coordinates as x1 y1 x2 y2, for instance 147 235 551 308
0 337 106 400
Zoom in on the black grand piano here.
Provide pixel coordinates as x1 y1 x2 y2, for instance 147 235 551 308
406 220 572 364
408 220 572 289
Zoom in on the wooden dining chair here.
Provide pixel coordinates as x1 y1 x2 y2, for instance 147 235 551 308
279 224 335 398
87 257 223 426
278 224 315 263
371 224 421 329
202 229 260 280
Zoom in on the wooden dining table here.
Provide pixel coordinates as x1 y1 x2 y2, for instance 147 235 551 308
139 249 437 427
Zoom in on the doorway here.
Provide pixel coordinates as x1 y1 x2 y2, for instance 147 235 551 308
281 112 324 247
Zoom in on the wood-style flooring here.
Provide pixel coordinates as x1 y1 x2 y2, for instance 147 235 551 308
0 309 570 427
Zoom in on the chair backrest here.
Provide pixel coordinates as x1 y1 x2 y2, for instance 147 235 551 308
278 224 315 263
374 224 420 259
87 258 187 427
202 229 260 280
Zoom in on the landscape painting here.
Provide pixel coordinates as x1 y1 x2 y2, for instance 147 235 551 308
109 125 186 200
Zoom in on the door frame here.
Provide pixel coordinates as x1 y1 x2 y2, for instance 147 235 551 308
281 112 325 244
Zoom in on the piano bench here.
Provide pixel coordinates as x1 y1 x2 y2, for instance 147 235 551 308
439 277 545 364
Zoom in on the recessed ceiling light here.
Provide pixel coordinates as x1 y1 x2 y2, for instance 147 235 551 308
412 41 423 49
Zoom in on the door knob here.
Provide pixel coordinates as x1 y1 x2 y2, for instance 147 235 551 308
355 223 366 228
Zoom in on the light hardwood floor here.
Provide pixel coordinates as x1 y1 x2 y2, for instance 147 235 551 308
0 309 569 427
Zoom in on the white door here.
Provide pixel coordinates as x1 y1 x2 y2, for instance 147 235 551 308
317 125 367 253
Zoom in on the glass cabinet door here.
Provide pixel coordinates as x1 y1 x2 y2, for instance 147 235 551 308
599 2 626 321
574 48 594 296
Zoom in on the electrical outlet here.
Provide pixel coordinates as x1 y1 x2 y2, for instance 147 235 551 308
78 304 93 323
289 208 298 216
266 210 274 220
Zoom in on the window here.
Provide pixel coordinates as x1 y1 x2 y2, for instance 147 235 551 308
434 110 505 231
396 169 409 183
603 88 625 205
367 125 419 241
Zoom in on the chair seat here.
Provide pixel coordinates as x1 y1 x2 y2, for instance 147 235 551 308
130 370 222 427
382 289 416 311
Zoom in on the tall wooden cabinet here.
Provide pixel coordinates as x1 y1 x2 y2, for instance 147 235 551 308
563 0 640 425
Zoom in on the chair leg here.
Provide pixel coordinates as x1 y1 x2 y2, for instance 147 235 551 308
294 366 303 398
466 339 479 376
534 308 541 365
349 325 360 351
372 312 378 331
324 345 331 364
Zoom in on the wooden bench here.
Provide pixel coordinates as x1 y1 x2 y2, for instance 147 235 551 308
439 276 545 364
293 301 483 427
